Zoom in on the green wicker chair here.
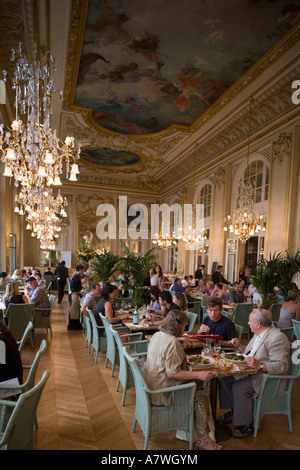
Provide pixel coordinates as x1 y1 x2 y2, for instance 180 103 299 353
253 341 300 437
0 370 50 450
292 319 300 340
82 314 93 353
231 303 254 339
6 303 35 345
86 308 106 363
110 325 147 405
123 345 196 450
0 339 48 432
17 320 34 355
184 310 197 334
99 312 127 376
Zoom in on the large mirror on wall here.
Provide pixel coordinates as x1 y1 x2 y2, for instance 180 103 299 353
226 239 237 282
40 250 73 268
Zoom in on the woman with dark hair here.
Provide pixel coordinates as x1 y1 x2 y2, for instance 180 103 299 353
155 265 166 290
149 286 164 316
0 321 23 385
172 291 187 311
143 310 221 450
94 283 129 324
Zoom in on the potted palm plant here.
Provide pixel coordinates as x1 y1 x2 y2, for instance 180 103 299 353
91 248 121 285
119 242 158 309
250 249 300 308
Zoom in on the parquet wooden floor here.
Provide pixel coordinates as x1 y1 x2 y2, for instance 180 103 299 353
20 294 300 451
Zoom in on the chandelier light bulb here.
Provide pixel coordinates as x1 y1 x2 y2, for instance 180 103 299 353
11 120 20 131
53 176 62 186
69 172 77 182
70 163 79 174
3 166 13 177
6 148 15 160
45 151 54 164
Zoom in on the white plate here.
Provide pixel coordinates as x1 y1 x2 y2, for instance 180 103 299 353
221 352 247 364
187 355 215 368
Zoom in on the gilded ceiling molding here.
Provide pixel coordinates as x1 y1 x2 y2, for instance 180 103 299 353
272 132 292 165
160 74 299 187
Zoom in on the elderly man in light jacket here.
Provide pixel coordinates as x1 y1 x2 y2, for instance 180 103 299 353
218 308 290 438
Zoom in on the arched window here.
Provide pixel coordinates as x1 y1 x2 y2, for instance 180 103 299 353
237 159 269 207
199 184 212 218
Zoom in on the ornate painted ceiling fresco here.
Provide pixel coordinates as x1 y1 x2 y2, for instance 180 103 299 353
73 0 300 138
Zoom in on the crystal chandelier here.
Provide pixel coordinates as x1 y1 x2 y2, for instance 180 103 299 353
0 42 81 188
21 188 68 248
152 231 177 250
223 181 266 243
176 225 208 245
223 98 266 244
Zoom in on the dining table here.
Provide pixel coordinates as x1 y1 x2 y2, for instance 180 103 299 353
188 353 258 441
121 318 159 336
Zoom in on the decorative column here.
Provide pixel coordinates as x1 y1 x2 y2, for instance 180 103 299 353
267 131 293 254
211 166 227 269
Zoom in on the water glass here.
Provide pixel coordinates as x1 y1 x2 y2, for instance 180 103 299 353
214 341 221 355
203 338 212 356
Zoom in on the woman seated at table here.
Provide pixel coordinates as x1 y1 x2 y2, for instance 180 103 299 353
143 309 221 450
94 283 129 324
197 279 208 295
172 291 187 311
3 282 29 324
205 281 215 296
277 289 300 328
149 286 164 316
211 283 229 303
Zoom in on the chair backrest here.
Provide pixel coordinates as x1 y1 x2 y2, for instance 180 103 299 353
111 326 134 391
7 303 35 341
184 310 197 334
23 339 48 392
87 309 100 352
99 312 116 361
234 323 244 341
0 370 50 450
123 345 151 428
279 327 294 342
201 295 209 307
83 311 92 336
43 275 52 289
231 303 254 333
18 320 33 355
270 303 281 323
292 319 300 340
48 295 56 308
